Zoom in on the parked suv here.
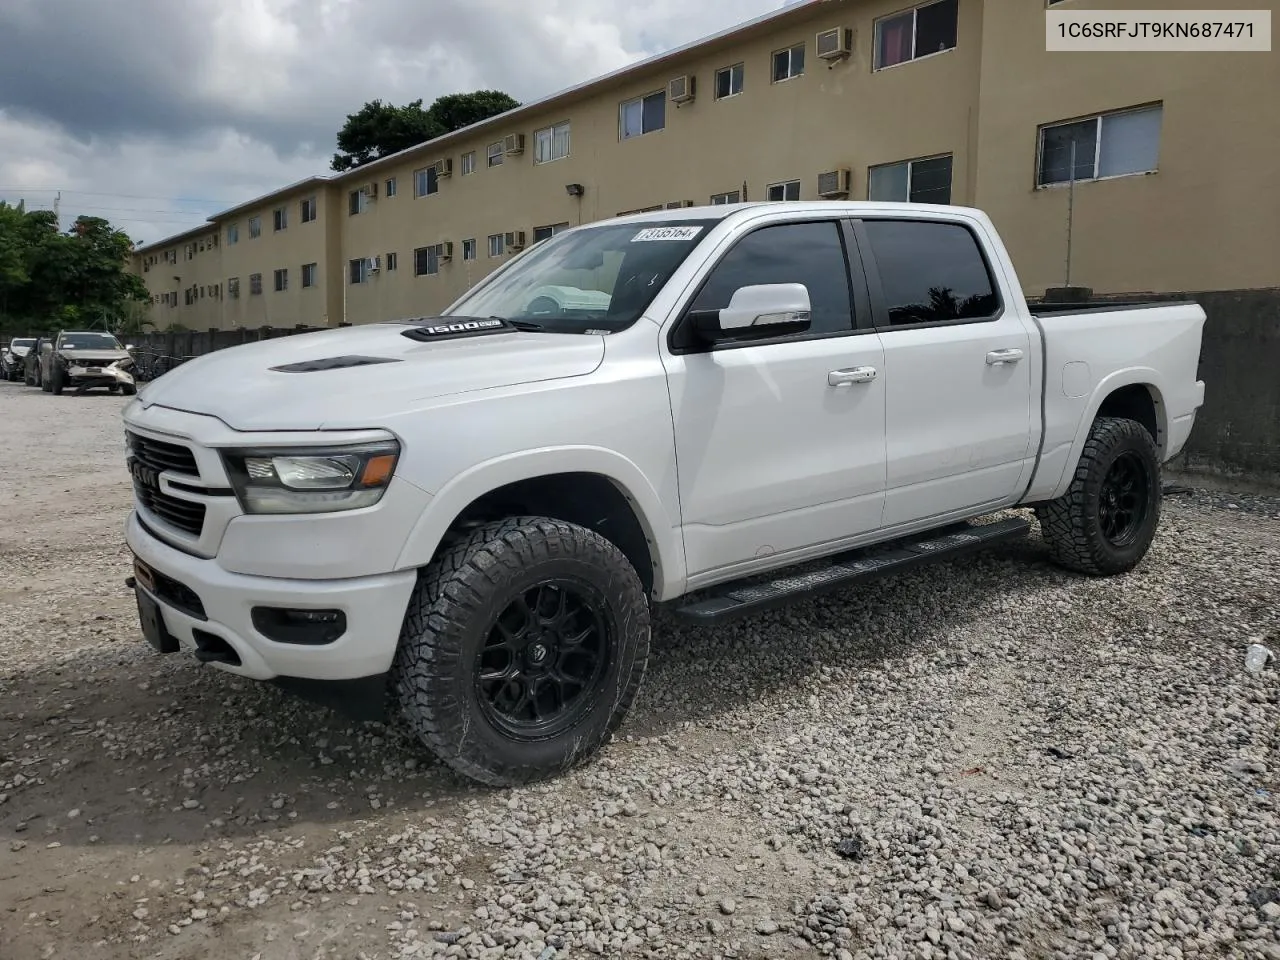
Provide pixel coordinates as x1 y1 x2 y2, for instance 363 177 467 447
39 330 137 395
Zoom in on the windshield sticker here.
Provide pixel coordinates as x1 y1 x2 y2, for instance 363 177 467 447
631 226 703 243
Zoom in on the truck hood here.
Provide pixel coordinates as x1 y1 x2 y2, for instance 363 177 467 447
136 320 606 431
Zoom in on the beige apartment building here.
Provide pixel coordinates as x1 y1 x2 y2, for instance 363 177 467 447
131 0 1280 331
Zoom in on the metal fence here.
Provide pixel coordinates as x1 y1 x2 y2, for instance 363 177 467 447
126 325 333 382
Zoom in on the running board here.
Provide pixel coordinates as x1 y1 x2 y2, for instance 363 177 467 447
672 516 1032 624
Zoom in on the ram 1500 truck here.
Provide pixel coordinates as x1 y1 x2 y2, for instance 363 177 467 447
121 201 1206 786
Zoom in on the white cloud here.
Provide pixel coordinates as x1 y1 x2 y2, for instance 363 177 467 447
0 0 792 245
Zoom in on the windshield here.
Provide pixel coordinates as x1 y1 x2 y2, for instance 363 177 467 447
444 220 711 333
10 338 34 348
58 332 123 350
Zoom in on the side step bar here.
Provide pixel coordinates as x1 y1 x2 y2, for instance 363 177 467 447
672 516 1032 624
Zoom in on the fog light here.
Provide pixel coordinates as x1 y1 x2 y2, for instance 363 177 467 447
251 607 347 645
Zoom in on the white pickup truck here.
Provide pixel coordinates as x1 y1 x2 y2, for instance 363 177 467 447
121 201 1206 786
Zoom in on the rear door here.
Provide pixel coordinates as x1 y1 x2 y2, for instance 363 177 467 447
661 215 887 581
854 215 1037 528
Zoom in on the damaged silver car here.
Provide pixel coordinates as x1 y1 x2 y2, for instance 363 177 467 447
39 330 137 395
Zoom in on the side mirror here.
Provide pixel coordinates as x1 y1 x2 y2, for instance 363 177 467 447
691 283 812 342
125 344 135 351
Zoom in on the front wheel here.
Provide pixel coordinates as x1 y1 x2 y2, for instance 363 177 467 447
391 516 651 786
1035 416 1162 576
50 363 64 395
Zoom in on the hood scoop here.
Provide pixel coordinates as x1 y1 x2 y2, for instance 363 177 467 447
270 355 401 373
399 317 516 343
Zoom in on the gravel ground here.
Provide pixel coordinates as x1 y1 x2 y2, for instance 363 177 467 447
1 380 1278 960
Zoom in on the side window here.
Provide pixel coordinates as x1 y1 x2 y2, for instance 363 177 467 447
688 221 853 337
863 219 999 327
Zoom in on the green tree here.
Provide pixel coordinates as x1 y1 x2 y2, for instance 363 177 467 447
0 204 149 336
330 90 520 172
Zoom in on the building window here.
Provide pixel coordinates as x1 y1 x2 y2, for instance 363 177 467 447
414 166 439 197
487 142 504 167
227 223 239 245
414 245 440 276
300 197 317 223
772 43 805 82
349 258 369 284
248 216 261 238
461 151 476 175
619 91 666 140
766 180 801 201
349 190 368 215
868 154 954 204
534 121 571 163
249 273 263 295
227 277 240 299
488 234 505 258
715 63 745 99
874 0 958 70
532 222 570 243
1037 104 1162 187
710 190 741 205
301 263 317 288
463 238 477 261
273 268 288 292
386 251 398 271
385 177 397 197
273 207 287 232
862 219 999 326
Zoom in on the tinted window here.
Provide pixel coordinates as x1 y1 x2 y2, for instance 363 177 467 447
864 220 998 327
689 221 853 336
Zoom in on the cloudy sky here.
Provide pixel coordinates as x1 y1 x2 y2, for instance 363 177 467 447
0 0 799 248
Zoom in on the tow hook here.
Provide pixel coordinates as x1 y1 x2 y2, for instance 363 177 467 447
125 575 136 589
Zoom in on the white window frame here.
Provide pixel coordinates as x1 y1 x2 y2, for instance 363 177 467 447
299 197 317 223
349 258 369 284
867 153 954 203
301 262 317 288
226 223 239 245
487 142 504 167
461 152 476 176
386 251 398 271
534 121 571 164
619 91 666 141
710 191 740 205
771 43 805 83
248 216 261 239
715 63 744 100
414 245 440 276
1035 104 1163 189
463 238 477 261
765 180 801 201
273 267 288 292
873 0 958 72
488 233 505 258
414 166 439 198
273 207 287 232
385 177 397 197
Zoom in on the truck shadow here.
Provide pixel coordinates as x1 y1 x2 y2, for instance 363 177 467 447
0 524 1063 852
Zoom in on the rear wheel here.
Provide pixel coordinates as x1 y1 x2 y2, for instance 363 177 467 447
50 362 64 395
1035 416 1162 576
391 516 650 786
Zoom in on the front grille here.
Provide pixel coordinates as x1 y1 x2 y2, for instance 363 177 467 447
127 431 205 535
134 483 207 535
127 432 199 475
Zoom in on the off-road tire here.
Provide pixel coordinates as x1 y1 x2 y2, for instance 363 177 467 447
121 383 137 396
1035 416 1162 576
50 362 64 395
391 516 650 787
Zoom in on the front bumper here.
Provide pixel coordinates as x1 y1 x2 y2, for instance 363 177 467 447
126 510 417 681
69 362 134 387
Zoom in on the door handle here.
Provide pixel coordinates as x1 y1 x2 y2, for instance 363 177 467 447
828 366 877 386
985 348 1024 365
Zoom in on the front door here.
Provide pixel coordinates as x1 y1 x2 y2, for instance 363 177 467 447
856 216 1036 527
661 218 888 581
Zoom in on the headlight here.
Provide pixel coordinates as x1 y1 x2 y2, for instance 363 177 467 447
221 441 400 515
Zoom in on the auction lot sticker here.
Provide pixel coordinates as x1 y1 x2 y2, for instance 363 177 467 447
1047 9 1271 51
632 226 704 242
